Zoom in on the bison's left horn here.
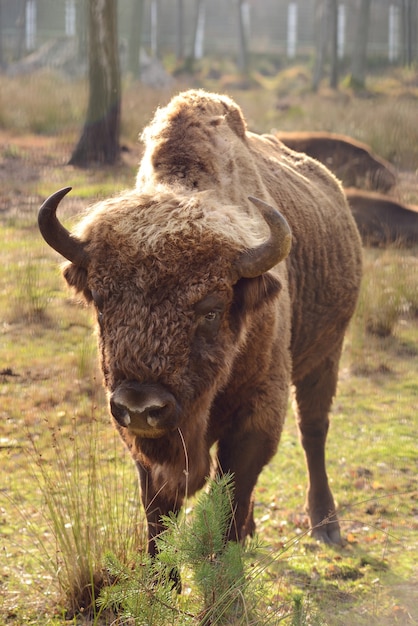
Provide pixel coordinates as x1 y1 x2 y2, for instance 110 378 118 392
38 187 89 267
235 196 292 278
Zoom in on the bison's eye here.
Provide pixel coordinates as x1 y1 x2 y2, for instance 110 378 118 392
196 308 222 340
194 293 227 340
204 311 218 322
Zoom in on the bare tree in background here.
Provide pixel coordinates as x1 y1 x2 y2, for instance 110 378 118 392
0 0 4 68
329 0 338 88
176 0 184 61
76 0 88 63
312 0 327 90
16 0 26 60
349 0 371 89
150 0 158 57
237 0 249 74
69 0 121 166
401 0 413 66
186 0 205 71
128 0 144 76
312 0 339 91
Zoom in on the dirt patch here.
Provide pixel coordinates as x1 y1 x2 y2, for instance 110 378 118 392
0 131 142 221
0 132 70 219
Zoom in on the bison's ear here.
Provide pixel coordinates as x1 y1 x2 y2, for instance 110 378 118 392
225 107 247 140
62 262 92 303
233 272 282 314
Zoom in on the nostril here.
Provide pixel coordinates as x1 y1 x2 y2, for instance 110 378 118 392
109 382 179 432
146 403 173 427
110 399 131 427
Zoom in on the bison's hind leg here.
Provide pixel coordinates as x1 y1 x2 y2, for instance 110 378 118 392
294 346 344 545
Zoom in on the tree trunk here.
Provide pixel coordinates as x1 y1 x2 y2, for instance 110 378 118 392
237 0 249 73
190 0 205 64
176 0 184 61
69 0 121 167
183 0 204 71
150 0 158 57
350 0 371 89
329 0 338 88
312 0 328 91
16 0 26 61
127 0 144 76
0 0 4 69
401 0 413 66
76 0 88 63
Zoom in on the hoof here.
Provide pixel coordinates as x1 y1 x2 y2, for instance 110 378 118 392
311 520 342 546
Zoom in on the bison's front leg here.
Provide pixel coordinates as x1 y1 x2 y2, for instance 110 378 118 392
217 429 279 542
135 460 183 557
294 350 343 545
135 460 183 591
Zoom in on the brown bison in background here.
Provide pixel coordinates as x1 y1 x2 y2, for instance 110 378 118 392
277 130 418 247
276 130 396 193
345 188 418 246
38 90 362 560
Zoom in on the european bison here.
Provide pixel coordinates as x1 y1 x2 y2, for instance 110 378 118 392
276 130 396 193
38 90 362 557
345 188 418 247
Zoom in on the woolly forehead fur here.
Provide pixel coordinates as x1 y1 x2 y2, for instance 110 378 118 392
72 185 267 258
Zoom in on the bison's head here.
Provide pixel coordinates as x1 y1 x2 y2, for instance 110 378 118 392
137 90 252 195
38 187 291 447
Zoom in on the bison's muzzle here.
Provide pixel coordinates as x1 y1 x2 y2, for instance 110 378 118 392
110 381 180 438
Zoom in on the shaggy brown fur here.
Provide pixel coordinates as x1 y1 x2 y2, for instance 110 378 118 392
42 90 362 557
276 130 396 193
345 187 418 246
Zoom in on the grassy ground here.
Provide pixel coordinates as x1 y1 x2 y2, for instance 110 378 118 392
0 67 417 624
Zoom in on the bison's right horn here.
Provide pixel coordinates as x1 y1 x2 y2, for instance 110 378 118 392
38 187 89 267
234 196 292 279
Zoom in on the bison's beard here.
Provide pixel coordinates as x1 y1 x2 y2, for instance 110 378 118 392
120 393 214 499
